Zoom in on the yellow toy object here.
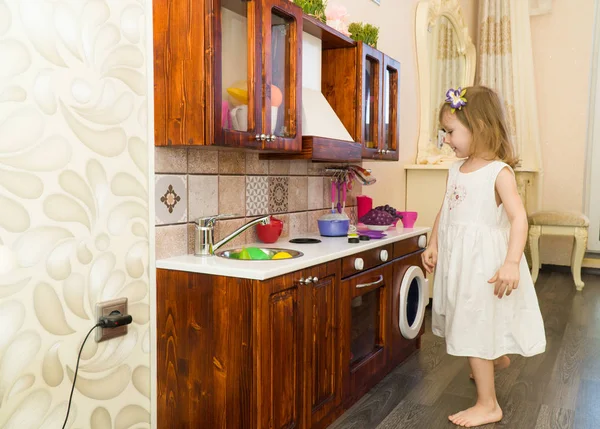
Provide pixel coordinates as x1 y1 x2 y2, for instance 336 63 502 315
227 81 282 107
226 80 248 106
272 251 292 260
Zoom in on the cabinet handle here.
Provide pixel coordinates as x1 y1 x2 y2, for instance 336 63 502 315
356 275 384 289
305 276 313 284
418 235 427 249
379 249 389 262
354 258 364 271
270 134 276 142
260 134 267 141
312 277 318 282
385 150 391 154
255 134 261 141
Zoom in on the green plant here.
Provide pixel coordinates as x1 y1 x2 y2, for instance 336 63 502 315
294 0 327 23
348 22 379 48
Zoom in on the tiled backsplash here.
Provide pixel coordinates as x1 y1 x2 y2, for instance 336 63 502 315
155 147 361 259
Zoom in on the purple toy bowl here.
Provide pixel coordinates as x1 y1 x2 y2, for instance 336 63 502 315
318 219 350 237
397 211 418 228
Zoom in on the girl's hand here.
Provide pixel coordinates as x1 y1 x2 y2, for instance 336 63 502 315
421 245 438 274
488 262 520 298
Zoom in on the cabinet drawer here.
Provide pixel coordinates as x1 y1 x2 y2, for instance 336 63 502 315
341 244 393 278
392 235 426 259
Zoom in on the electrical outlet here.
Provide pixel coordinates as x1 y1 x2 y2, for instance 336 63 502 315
96 297 128 342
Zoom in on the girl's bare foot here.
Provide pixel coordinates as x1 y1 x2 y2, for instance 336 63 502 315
469 355 510 380
449 402 503 427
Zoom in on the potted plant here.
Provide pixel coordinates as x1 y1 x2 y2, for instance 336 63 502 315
348 22 379 48
293 0 327 23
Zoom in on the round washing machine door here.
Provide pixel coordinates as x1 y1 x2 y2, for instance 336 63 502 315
399 266 428 340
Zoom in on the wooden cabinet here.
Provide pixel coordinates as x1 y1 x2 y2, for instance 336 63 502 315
381 56 400 159
255 270 306 429
356 43 400 161
255 261 342 429
301 263 343 429
153 0 302 151
156 238 427 428
157 261 340 429
341 264 392 404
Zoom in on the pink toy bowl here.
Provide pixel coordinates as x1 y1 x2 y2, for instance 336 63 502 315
397 211 418 228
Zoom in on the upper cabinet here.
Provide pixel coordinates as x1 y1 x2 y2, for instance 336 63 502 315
154 1 401 161
357 43 400 161
153 0 303 151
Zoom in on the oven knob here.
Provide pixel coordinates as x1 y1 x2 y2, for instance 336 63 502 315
354 258 364 271
379 249 389 262
418 235 427 249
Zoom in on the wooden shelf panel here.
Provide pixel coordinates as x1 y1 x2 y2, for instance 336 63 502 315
302 15 356 50
261 136 362 162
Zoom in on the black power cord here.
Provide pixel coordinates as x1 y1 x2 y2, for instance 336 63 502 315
62 313 133 429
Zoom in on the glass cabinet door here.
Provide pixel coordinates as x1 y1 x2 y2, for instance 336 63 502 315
359 44 383 157
262 0 302 151
381 56 400 159
218 0 262 147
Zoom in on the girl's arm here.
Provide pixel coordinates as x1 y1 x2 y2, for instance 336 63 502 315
421 175 447 273
488 167 528 297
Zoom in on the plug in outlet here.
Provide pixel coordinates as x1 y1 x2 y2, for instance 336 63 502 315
96 297 128 342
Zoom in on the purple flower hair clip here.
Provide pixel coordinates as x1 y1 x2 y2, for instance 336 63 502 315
445 87 467 113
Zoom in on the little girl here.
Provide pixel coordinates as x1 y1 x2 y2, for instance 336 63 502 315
422 86 546 427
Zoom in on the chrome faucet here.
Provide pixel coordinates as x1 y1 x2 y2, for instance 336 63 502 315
194 214 270 256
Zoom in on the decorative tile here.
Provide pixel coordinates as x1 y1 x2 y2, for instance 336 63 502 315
188 223 196 255
188 175 219 221
308 162 324 176
219 176 246 216
347 182 363 206
289 160 308 175
269 176 289 213
344 206 357 224
323 177 333 210
215 218 246 249
269 160 290 175
219 151 246 174
288 176 308 212
155 147 188 173
246 152 269 175
308 162 334 176
307 210 323 234
276 213 290 238
155 224 188 259
244 217 261 244
246 176 269 216
308 177 324 210
155 174 188 225
288 212 308 237
188 148 219 174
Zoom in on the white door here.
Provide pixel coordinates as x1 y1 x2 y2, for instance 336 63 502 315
586 2 600 252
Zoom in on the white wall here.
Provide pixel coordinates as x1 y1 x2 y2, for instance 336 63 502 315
0 1 152 427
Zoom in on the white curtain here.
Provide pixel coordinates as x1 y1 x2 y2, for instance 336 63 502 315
477 0 542 171
477 0 518 160
431 17 465 159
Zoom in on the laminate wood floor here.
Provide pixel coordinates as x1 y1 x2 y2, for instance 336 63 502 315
329 270 600 429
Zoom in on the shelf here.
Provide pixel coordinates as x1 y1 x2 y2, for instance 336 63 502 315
302 15 356 50
261 136 362 162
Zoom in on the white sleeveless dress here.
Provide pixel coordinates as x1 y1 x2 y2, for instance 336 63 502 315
432 160 546 360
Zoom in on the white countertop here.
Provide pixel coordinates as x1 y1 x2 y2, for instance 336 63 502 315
156 226 430 280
